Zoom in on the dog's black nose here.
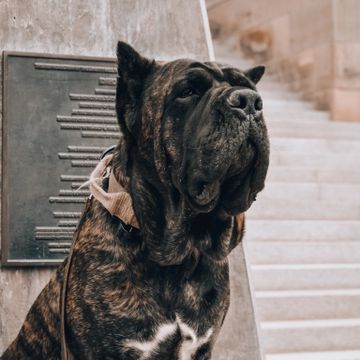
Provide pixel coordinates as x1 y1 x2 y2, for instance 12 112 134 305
227 89 263 116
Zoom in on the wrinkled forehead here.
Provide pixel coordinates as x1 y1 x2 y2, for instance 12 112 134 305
151 59 256 92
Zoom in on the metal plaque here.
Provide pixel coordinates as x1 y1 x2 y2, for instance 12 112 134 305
1 52 118 266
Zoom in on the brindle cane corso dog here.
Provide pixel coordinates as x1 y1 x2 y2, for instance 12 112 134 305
2 42 269 359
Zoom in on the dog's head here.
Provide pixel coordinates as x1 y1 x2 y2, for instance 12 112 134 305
114 42 269 264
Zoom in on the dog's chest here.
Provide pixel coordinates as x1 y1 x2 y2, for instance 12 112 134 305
116 259 227 359
123 314 213 359
71 246 229 359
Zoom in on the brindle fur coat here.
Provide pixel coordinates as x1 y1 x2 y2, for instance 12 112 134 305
1 42 269 360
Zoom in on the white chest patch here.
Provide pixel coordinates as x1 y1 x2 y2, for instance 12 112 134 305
124 322 178 359
123 314 213 359
177 315 213 360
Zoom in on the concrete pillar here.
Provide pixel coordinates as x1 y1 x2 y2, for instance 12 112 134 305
332 0 360 122
0 1 262 358
213 241 264 360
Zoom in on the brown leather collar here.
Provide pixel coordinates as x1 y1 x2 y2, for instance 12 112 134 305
89 154 139 229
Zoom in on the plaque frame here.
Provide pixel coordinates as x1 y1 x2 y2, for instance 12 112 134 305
1 51 118 266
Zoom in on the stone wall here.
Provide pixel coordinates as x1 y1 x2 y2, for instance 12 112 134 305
208 0 334 111
208 0 360 121
332 0 360 121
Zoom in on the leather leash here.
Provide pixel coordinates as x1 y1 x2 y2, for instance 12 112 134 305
60 147 139 360
60 225 77 360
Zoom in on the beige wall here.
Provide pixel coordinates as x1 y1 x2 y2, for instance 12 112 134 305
208 0 334 110
332 0 360 121
208 0 360 121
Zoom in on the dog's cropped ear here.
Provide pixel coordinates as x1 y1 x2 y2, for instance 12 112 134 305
116 41 154 138
244 65 265 85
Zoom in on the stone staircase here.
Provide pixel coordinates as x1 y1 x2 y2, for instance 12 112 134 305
214 41 360 359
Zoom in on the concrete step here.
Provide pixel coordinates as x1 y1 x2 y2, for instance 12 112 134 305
245 220 360 242
266 167 360 183
258 80 293 91
269 127 360 140
214 55 270 76
248 182 360 220
213 53 293 91
266 350 360 360
270 137 360 153
251 264 360 291
267 115 360 126
247 182 360 220
267 120 360 140
266 109 330 121
248 198 360 220
260 182 360 202
264 99 314 110
269 151 360 169
259 89 302 100
247 241 360 264
255 289 360 321
261 318 360 353
214 55 255 70
267 121 360 134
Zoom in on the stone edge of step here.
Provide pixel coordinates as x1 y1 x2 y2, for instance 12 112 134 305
266 350 360 360
261 318 360 330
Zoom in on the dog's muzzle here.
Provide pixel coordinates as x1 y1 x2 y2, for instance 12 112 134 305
181 87 269 214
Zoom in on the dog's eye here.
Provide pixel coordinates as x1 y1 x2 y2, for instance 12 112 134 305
179 88 195 98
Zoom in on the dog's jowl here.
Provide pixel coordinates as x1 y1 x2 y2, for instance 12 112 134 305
1 42 269 360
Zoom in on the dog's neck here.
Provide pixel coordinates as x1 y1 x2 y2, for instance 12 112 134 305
109 144 243 267
136 175 242 267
